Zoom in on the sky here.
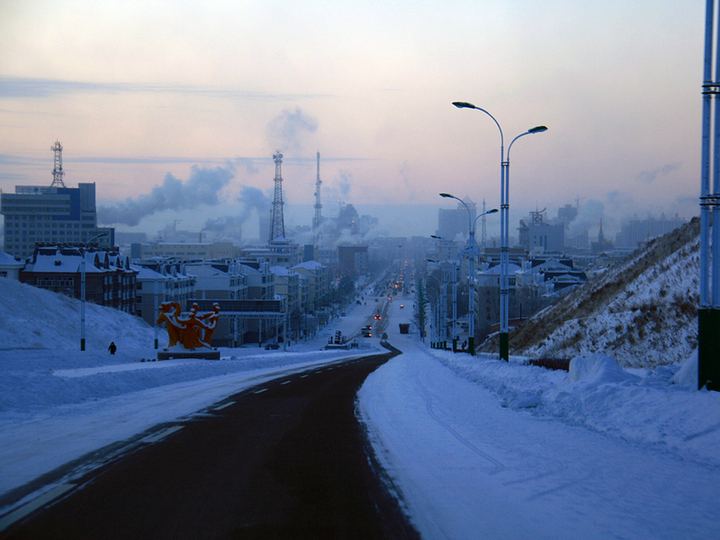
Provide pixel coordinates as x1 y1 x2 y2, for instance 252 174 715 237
0 0 706 240
1 275 719 538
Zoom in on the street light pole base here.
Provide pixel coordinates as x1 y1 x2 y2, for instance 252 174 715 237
80 338 86 352
499 332 509 361
699 309 720 391
468 336 475 356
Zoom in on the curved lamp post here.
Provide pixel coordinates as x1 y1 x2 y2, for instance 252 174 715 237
439 192 498 355
80 232 108 351
452 101 547 360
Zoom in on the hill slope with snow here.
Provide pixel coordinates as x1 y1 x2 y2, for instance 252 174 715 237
0 277 155 351
503 218 700 368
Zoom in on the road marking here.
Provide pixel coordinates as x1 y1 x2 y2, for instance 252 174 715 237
213 401 235 411
142 425 183 444
252 388 268 394
0 484 75 532
280 380 291 385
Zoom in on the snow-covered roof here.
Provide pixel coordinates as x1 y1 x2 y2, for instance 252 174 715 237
270 265 295 276
25 248 135 274
292 260 325 271
131 264 169 280
0 251 24 268
479 263 522 275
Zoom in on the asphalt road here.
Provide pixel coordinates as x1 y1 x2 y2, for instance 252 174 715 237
1 347 420 540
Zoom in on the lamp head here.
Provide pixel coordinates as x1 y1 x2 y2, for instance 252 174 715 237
452 101 476 109
528 125 548 134
487 208 499 215
439 192 454 199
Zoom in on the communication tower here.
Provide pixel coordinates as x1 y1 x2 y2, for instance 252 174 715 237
312 151 323 242
50 141 66 188
268 151 286 243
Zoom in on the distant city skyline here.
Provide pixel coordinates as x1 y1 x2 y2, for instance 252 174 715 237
0 1 703 241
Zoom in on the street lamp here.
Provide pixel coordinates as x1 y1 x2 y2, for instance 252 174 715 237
80 232 108 351
452 101 547 361
439 192 498 355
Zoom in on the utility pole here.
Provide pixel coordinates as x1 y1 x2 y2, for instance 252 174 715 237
699 0 720 390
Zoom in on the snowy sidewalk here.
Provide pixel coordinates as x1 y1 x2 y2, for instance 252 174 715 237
358 340 720 540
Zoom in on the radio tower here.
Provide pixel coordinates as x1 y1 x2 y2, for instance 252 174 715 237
312 151 323 243
268 151 286 243
50 141 66 188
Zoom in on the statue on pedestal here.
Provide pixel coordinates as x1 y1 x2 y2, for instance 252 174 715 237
157 302 221 350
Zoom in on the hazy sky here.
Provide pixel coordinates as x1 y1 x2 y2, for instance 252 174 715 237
0 0 705 239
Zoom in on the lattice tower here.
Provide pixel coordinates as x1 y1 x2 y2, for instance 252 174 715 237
50 141 66 187
269 152 286 242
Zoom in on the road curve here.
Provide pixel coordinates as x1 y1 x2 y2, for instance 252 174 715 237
1 346 420 540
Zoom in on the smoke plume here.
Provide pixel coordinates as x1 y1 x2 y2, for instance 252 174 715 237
266 108 318 152
637 163 681 184
337 170 353 198
198 186 272 242
237 186 271 221
568 199 606 238
99 165 234 226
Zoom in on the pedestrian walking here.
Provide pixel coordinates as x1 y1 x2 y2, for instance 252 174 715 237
108 342 117 355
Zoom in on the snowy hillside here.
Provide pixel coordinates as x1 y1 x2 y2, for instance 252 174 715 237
508 218 700 368
0 277 155 351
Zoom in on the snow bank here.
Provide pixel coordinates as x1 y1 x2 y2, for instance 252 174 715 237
568 353 640 384
431 350 720 466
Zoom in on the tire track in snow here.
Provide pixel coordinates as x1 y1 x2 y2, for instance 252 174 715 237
414 372 505 475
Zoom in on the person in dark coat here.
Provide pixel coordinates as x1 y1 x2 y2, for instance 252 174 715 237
108 342 117 355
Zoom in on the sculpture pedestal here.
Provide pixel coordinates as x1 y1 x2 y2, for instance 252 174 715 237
157 350 221 360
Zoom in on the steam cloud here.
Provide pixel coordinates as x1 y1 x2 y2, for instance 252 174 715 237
200 186 272 241
99 165 234 226
569 199 606 238
337 170 353 198
266 108 318 152
637 163 681 184
236 186 271 220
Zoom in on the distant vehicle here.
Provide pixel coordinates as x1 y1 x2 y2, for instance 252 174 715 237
374 313 382 320
341 312 347 316
362 325 372 337
400 304 404 309
265 343 280 350
399 323 410 334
